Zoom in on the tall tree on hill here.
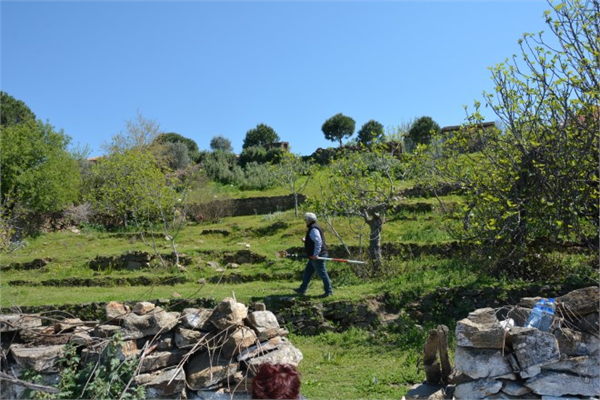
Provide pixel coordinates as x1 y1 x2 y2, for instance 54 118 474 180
322 113 356 147
271 153 315 217
155 132 201 163
413 0 599 279
242 124 280 149
357 119 385 147
210 135 233 153
103 111 162 155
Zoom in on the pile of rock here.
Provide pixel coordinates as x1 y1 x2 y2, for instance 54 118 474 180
1 298 301 399
452 286 599 399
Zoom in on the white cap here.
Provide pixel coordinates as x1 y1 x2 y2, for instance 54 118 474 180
304 212 317 222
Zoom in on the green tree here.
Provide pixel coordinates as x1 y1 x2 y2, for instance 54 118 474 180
405 116 440 153
86 149 171 227
1 120 80 213
311 146 400 273
210 135 233 153
0 91 36 127
322 113 356 147
242 123 280 149
357 120 385 147
155 132 201 163
414 0 599 278
271 153 315 217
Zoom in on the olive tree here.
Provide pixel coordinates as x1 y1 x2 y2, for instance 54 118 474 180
414 0 599 279
242 123 280 149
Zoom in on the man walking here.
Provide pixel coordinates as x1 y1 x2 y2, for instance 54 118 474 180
294 212 333 298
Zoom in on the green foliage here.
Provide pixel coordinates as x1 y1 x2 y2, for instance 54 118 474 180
357 119 385 147
1 119 80 213
271 152 315 216
242 123 280 149
413 0 599 279
405 116 440 153
1 91 36 127
85 149 173 227
239 162 276 190
209 135 233 153
239 145 285 167
104 111 161 155
311 146 401 272
322 113 356 147
155 132 201 163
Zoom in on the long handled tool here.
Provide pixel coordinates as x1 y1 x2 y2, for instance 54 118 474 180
284 253 366 265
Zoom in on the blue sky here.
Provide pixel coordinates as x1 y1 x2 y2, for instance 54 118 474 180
1 1 550 157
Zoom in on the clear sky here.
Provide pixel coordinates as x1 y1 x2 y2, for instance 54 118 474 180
1 1 550 157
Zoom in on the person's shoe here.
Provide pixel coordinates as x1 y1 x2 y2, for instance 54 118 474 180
318 293 333 298
293 288 306 295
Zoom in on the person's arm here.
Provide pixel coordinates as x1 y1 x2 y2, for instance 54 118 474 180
309 229 322 259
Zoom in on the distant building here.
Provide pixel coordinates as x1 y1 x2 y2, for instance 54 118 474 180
265 141 290 152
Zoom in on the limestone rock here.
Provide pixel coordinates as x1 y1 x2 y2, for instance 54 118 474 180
525 371 600 397
554 327 600 357
181 308 213 330
0 314 42 332
455 308 506 349
500 380 532 396
222 326 257 358
175 326 210 349
254 303 266 312
10 344 65 373
209 298 248 331
570 311 599 335
555 286 599 317
133 301 156 315
454 379 502 400
139 349 187 373
237 336 284 362
121 308 179 340
186 352 238 390
92 324 121 338
509 327 560 370
247 311 287 340
105 301 130 322
245 340 303 369
543 355 600 378
136 367 186 398
454 346 512 379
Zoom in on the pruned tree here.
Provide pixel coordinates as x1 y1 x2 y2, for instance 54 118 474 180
413 0 599 279
310 146 401 274
322 113 356 147
271 153 315 217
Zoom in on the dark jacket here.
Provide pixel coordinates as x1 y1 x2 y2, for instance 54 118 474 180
304 222 328 257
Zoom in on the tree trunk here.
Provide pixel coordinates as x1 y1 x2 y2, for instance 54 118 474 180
367 216 383 273
293 193 299 218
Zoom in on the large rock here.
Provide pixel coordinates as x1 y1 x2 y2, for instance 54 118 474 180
186 352 238 390
222 326 257 358
10 344 65 373
555 286 599 317
454 379 502 400
543 355 600 378
455 308 506 349
246 311 287 341
237 336 284 362
508 327 560 370
0 314 42 332
132 301 156 315
554 327 600 357
139 349 187 373
208 298 248 331
136 367 186 398
121 308 179 339
244 340 303 369
525 371 600 397
181 308 213 330
105 301 130 323
500 380 531 396
454 346 512 379
175 327 209 349
570 311 599 335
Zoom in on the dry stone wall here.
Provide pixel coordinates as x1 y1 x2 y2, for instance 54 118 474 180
451 286 599 399
0 298 301 399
